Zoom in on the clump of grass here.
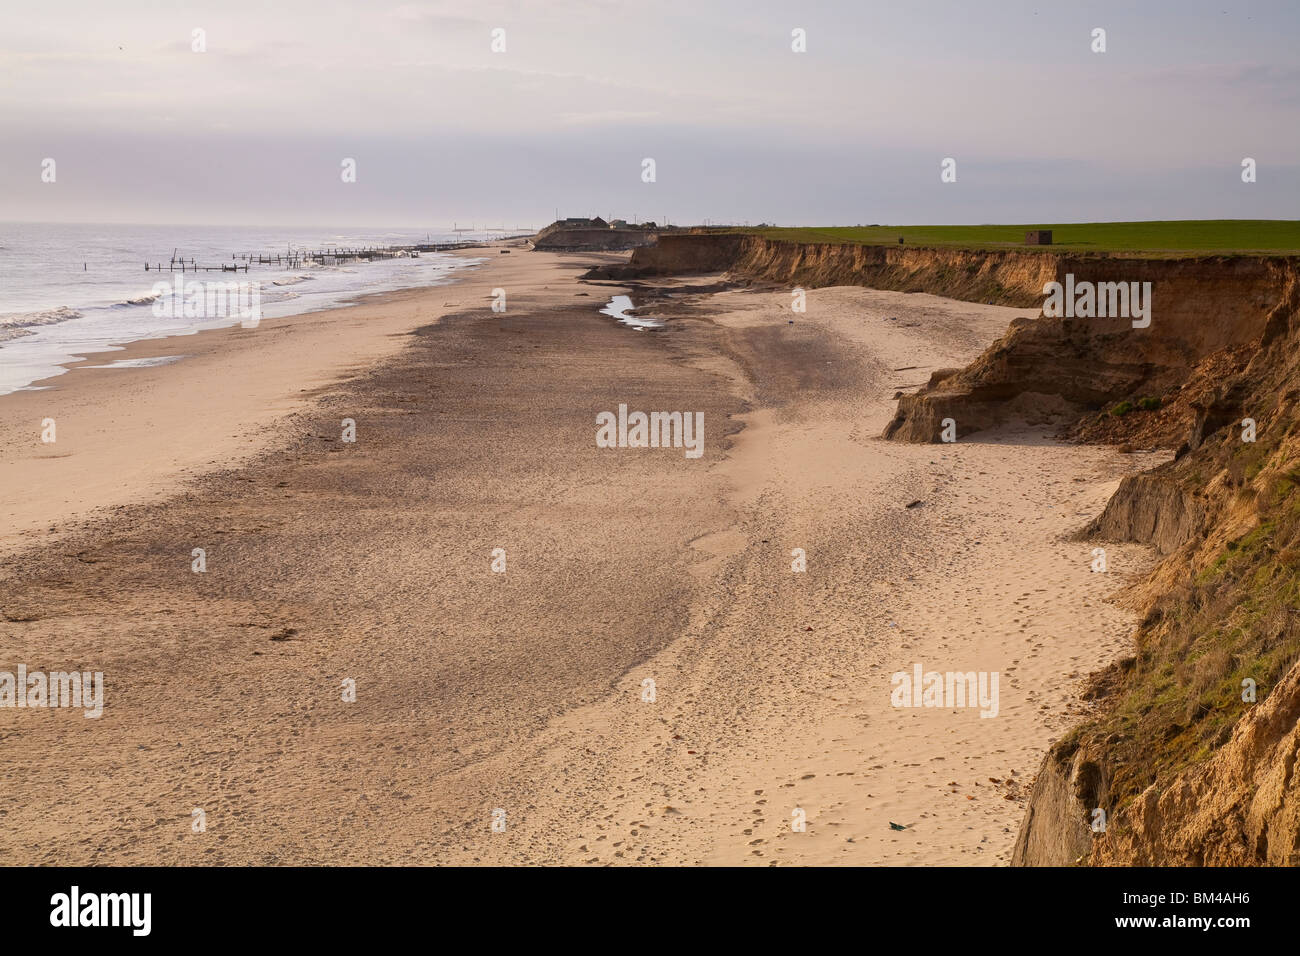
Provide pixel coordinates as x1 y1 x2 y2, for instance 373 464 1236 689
1108 396 1160 419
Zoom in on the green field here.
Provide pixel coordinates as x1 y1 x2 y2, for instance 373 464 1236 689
736 220 1300 256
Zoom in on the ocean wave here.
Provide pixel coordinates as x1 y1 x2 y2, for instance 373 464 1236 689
0 305 83 341
0 305 83 328
272 274 315 286
111 291 162 307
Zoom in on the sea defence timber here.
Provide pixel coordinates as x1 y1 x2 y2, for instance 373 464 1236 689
141 240 519 274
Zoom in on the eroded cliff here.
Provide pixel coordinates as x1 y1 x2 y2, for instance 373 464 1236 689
882 257 1288 443
604 233 1055 306
1010 260 1300 865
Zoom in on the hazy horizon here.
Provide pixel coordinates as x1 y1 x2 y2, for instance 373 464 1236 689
3 0 1298 227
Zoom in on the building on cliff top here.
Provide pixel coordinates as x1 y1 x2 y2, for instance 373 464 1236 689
559 216 608 229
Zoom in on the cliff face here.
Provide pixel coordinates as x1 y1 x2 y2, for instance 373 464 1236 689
725 236 1056 307
883 257 1287 443
1012 260 1300 866
1103 657 1300 867
618 233 1055 306
1083 473 1204 556
532 225 657 252
1020 657 1300 866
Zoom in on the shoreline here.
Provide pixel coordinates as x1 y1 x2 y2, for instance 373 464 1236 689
0 245 566 558
2 247 494 396
0 250 1156 864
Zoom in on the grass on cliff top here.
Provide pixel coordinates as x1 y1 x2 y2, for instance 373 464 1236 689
731 220 1300 257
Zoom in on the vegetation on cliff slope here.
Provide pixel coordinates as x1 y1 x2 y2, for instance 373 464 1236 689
1078 430 1300 817
1060 265 1300 861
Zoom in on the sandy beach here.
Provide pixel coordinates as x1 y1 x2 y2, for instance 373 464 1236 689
0 247 1158 865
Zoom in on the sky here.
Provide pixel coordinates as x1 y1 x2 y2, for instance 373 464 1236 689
1 0 1297 228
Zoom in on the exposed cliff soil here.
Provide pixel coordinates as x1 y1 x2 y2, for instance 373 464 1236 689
532 225 657 252
594 233 1055 307
883 257 1288 444
1014 260 1300 865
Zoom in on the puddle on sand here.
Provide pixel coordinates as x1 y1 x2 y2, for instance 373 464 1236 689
600 295 664 330
83 356 186 369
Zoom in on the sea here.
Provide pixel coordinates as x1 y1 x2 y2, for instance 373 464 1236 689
0 222 491 395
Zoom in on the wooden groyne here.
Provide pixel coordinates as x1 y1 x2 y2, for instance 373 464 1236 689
146 249 250 272
145 236 533 272
145 261 251 273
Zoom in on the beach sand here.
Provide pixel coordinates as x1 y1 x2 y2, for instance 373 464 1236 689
0 247 1157 864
